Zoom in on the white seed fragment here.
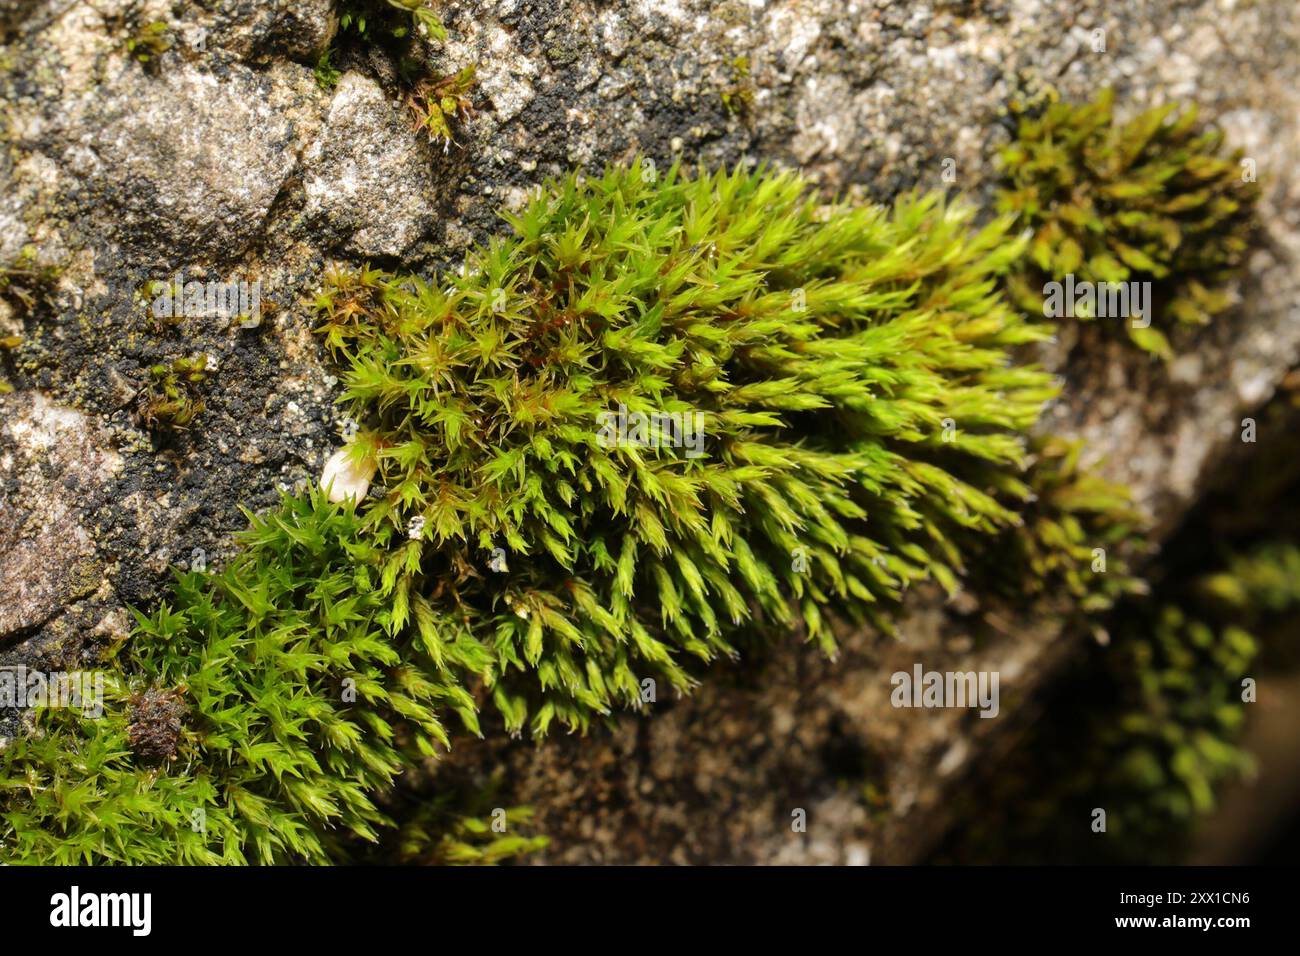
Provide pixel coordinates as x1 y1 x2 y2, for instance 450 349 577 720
319 446 377 503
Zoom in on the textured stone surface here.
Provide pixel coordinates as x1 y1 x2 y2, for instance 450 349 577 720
0 0 1296 863
56 63 302 263
303 73 442 257
0 393 117 646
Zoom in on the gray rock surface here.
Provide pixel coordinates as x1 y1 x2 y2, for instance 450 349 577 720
303 73 441 257
0 0 1296 862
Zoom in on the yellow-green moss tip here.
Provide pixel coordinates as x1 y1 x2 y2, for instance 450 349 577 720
998 88 1261 359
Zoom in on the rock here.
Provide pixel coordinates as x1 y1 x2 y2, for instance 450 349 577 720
302 74 441 258
206 0 339 62
53 62 304 265
0 393 119 648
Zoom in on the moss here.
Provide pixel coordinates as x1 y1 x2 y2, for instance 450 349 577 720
0 245 63 312
1099 605 1258 837
328 0 448 87
315 1 449 91
998 88 1260 359
0 335 18 394
340 0 447 44
720 55 755 117
375 771 549 865
1 488 550 865
124 20 171 71
318 0 474 143
939 365 1300 863
938 531 1295 864
313 160 1057 733
405 65 476 147
313 48 343 91
0 161 1075 863
1 491 468 864
138 354 210 432
966 435 1148 634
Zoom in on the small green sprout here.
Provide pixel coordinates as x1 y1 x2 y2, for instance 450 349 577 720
125 20 171 68
340 0 447 41
140 354 209 431
405 65 476 147
721 55 755 116
314 48 342 90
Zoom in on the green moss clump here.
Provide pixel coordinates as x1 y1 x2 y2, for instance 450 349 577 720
0 491 478 864
1103 595 1263 850
721 56 755 116
939 537 1299 865
1198 542 1300 615
313 48 343 91
139 355 209 431
314 160 1056 733
396 803 547 865
4 161 1069 863
125 20 171 69
380 772 549 865
998 89 1260 358
405 65 476 147
968 435 1148 627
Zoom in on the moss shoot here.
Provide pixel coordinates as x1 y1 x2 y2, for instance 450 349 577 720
998 89 1260 358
